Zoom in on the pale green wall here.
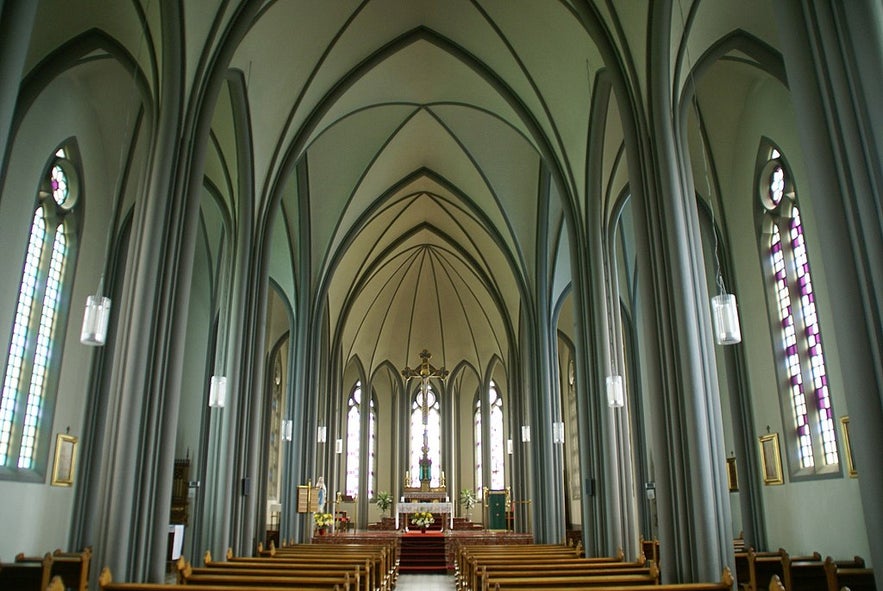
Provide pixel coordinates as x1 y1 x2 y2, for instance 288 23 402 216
716 76 869 561
0 72 117 557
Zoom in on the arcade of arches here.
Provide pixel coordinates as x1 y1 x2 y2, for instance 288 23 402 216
0 1 881 587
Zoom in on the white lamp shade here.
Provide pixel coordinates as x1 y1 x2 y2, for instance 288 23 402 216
80 295 111 346
209 375 227 408
606 374 625 408
712 293 742 345
552 421 565 443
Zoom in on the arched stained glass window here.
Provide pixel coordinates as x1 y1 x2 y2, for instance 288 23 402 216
409 384 441 487
474 381 505 495
488 382 505 490
368 395 376 498
345 383 361 497
345 381 376 498
1 147 79 477
759 146 838 474
474 398 482 495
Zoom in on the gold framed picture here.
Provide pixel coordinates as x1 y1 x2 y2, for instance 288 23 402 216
726 457 739 492
840 416 857 478
51 433 78 487
759 433 784 485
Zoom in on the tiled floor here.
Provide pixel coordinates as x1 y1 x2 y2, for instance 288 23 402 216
396 573 457 590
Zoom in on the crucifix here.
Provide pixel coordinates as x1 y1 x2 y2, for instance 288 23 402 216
401 349 448 489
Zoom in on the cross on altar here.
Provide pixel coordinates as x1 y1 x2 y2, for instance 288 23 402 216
401 350 448 487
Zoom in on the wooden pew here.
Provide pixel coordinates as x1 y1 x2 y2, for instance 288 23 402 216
461 545 632 590
457 544 595 589
216 546 390 591
178 565 354 590
481 563 660 591
487 566 734 591
640 537 660 574
823 556 876 591
734 551 751 591
480 562 658 591
186 556 366 591
267 540 398 588
0 552 53 591
98 566 343 591
15 547 92 591
781 550 824 591
746 548 787 591
456 543 592 590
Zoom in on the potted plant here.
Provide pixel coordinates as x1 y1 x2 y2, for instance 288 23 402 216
374 491 393 518
459 488 477 519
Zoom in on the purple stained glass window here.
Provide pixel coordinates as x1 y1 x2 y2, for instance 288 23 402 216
762 150 838 471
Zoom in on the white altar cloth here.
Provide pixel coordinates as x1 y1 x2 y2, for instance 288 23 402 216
395 501 454 529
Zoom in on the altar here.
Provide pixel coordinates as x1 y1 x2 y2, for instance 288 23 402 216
396 501 454 530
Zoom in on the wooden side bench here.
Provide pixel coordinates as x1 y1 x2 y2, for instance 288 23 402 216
16 547 92 591
0 552 53 591
823 556 876 591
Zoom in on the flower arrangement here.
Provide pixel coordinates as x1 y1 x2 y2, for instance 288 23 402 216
313 512 333 528
410 510 435 529
336 514 351 532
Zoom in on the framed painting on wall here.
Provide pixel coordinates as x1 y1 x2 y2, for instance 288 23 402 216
840 416 857 478
51 433 78 487
759 433 784 485
726 457 739 492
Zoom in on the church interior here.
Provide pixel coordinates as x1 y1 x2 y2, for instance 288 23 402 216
0 1 881 588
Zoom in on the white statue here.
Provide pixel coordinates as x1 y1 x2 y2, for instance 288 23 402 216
316 476 327 512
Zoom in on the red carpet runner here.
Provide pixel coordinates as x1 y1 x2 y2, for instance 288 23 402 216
398 531 448 574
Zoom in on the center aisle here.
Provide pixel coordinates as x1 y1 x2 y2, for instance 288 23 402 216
396 573 457 591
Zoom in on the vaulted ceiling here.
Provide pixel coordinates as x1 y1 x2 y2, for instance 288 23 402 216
235 1 615 378
23 0 783 381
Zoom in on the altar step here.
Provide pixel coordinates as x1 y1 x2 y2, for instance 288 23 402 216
399 532 448 574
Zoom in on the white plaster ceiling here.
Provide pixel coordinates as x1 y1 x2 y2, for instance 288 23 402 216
25 0 782 380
